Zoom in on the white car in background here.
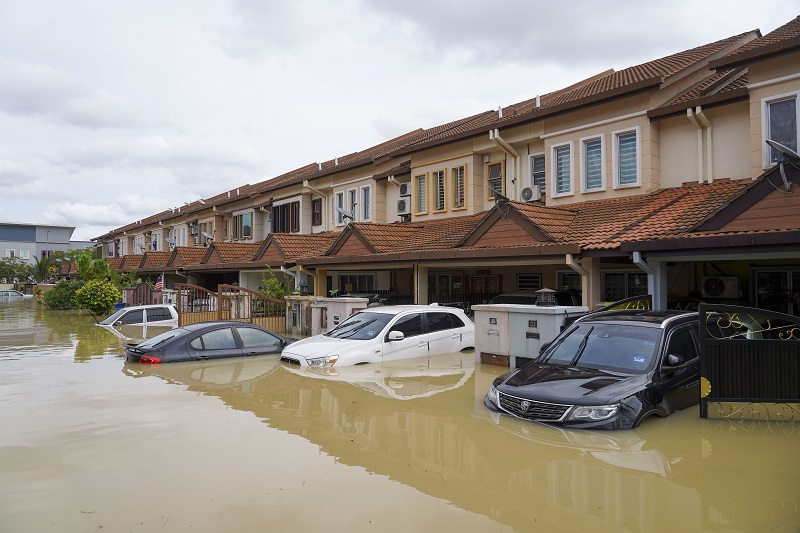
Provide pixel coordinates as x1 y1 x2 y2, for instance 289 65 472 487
98 304 179 327
280 304 475 367
0 289 33 300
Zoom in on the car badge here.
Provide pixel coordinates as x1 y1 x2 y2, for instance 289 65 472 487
520 400 530 412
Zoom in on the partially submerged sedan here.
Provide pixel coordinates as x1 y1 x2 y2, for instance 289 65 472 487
125 321 296 364
280 304 475 367
485 310 700 430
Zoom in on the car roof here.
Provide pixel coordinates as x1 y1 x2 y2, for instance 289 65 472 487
577 310 698 328
357 304 465 315
118 304 174 311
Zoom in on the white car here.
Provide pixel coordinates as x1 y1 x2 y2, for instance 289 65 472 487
97 304 179 327
0 289 33 299
280 304 475 367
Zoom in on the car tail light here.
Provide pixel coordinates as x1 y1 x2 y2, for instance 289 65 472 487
139 355 162 364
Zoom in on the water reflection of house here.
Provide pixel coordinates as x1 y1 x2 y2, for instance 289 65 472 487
95 17 800 322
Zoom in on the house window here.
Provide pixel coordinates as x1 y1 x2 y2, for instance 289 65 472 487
361 186 371 221
516 273 542 291
335 192 345 225
487 162 503 199
428 273 462 294
223 219 229 240
553 143 572 196
452 165 465 209
614 129 639 187
340 274 374 293
558 271 581 292
348 188 357 221
470 275 499 294
602 272 648 302
530 154 545 191
415 174 427 213
5 249 15 258
765 94 798 165
312 198 322 226
271 202 299 233
232 212 252 239
581 137 604 191
433 170 446 211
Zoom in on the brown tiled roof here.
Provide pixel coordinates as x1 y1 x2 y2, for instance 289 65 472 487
106 257 123 270
204 242 261 264
139 251 171 272
344 214 486 255
167 246 206 268
711 16 800 69
648 68 750 119
269 233 340 261
118 254 143 270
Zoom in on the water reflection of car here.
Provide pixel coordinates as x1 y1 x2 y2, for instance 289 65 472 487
280 304 475 367
282 352 475 400
124 355 282 387
485 310 700 430
0 289 33 300
125 321 296 364
98 304 178 327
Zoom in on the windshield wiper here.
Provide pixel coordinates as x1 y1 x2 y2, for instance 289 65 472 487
569 326 594 367
330 319 377 339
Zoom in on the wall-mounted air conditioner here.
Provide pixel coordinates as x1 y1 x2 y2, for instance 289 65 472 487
702 276 739 299
189 226 197 235
397 198 411 216
398 182 411 196
520 186 541 202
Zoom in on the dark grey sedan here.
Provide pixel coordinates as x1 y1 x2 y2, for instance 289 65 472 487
125 321 296 364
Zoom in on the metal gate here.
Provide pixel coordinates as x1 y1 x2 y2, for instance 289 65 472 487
698 303 800 421
176 284 287 334
129 283 157 306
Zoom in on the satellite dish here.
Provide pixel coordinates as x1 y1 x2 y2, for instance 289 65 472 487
201 231 213 240
765 139 798 192
335 205 355 222
489 187 509 202
165 237 176 245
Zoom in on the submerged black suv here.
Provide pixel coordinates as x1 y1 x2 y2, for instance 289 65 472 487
485 310 700 430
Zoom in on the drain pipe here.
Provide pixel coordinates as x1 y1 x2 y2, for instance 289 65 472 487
695 106 714 183
490 128 520 198
686 108 704 183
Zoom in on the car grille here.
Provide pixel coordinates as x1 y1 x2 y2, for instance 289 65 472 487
498 392 571 421
280 356 300 365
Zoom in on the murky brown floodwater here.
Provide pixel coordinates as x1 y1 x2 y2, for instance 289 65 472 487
0 300 798 532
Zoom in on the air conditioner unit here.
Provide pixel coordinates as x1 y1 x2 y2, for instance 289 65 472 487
702 276 739 299
398 182 411 196
520 186 541 202
189 226 197 235
397 198 411 216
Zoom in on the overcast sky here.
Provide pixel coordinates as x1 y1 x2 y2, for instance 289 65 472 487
1 1 797 241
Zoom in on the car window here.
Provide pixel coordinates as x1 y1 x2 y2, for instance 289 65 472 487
543 323 661 374
389 313 424 338
427 312 462 332
137 329 184 349
236 327 281 348
146 307 172 322
324 312 393 340
194 328 237 350
664 326 698 363
119 310 144 325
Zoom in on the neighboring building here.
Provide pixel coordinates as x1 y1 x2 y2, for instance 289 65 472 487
93 16 800 315
0 222 79 264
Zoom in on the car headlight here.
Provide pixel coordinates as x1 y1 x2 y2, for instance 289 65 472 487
567 404 620 422
487 386 499 406
307 355 339 367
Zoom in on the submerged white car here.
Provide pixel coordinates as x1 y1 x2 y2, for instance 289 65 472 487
98 304 179 327
280 304 475 367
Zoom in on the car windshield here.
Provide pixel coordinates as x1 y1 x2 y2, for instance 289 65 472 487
99 309 126 325
323 312 394 340
541 322 661 374
135 329 185 350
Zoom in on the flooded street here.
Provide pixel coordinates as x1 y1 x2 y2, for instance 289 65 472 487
1 300 798 532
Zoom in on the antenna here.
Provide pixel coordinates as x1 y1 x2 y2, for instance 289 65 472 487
335 205 355 222
201 231 213 240
489 187 509 202
765 139 798 192
165 237 176 245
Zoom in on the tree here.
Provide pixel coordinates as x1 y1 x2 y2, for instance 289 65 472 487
75 252 115 281
74 279 123 315
259 266 294 300
0 256 32 283
30 255 58 283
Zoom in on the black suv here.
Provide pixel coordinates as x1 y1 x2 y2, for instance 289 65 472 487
485 310 700 430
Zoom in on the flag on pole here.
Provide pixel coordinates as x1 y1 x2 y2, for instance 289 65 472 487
154 276 163 290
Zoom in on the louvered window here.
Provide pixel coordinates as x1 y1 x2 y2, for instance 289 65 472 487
452 165 465 208
361 186 371 221
487 163 503 198
617 132 638 186
416 175 427 213
433 170 445 211
583 138 602 190
767 97 797 164
530 155 545 190
554 144 571 195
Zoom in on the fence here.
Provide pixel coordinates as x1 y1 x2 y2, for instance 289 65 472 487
176 284 286 334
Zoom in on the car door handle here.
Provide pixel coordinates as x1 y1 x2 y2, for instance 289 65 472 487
417 341 428 347
198 355 209 360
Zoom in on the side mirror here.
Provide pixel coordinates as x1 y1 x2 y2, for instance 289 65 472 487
388 330 404 341
115 320 123 326
539 342 551 354
662 354 686 371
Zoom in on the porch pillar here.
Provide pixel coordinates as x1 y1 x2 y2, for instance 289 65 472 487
633 252 667 310
414 265 429 305
314 269 327 297
567 255 602 310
